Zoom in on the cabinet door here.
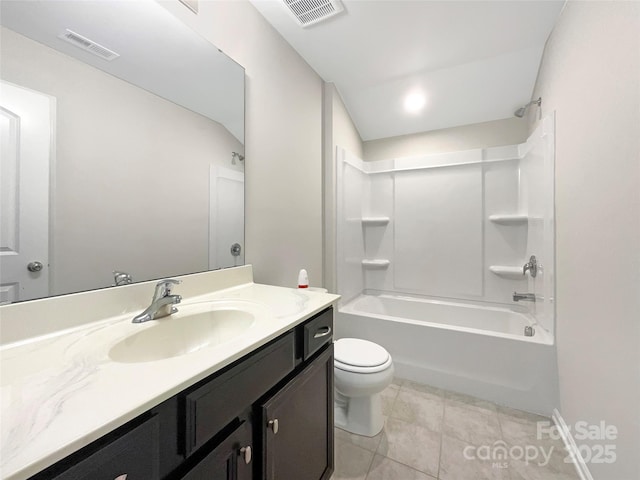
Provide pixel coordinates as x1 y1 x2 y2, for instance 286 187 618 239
181 421 253 480
261 345 334 480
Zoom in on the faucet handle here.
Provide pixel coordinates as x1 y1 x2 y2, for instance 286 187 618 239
113 271 133 286
522 255 538 278
153 278 181 299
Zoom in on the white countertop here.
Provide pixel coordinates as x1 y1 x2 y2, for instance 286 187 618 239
0 272 339 480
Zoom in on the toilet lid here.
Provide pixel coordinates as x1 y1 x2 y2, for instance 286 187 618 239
334 338 390 368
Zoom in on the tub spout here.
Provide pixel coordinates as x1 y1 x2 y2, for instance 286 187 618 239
513 292 536 302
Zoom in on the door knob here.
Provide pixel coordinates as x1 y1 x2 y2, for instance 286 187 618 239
27 261 43 272
239 445 252 464
268 418 279 434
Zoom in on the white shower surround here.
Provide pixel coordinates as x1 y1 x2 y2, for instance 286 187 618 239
334 116 556 414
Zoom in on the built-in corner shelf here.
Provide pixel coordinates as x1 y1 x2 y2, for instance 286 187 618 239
489 266 525 279
362 217 390 226
488 214 528 225
362 259 390 269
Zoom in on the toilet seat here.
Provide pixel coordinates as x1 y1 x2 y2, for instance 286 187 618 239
334 338 392 373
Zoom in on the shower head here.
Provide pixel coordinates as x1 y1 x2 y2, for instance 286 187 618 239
514 106 528 118
514 97 542 118
231 151 245 164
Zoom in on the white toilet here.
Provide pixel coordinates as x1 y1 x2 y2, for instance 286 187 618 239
334 338 394 437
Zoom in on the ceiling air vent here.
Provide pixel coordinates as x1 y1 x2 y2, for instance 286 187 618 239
58 29 120 61
282 0 344 28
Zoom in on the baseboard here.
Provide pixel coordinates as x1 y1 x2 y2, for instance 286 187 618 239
552 408 594 480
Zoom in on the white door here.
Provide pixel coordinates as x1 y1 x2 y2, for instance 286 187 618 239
209 166 244 270
0 81 53 303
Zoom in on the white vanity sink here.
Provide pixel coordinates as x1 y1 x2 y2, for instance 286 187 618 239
109 301 259 363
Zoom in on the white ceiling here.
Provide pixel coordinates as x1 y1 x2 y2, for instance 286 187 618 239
250 0 565 141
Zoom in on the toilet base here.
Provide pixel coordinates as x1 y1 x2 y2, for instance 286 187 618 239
334 392 385 437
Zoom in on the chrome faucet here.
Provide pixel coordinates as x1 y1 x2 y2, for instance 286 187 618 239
513 292 536 302
132 279 182 323
113 271 133 286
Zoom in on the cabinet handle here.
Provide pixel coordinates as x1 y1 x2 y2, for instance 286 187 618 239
239 445 252 464
313 326 332 338
268 418 279 434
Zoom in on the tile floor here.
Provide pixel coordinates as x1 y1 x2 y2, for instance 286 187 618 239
332 379 580 480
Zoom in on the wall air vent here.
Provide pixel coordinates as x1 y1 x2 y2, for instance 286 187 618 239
282 0 345 28
58 29 120 61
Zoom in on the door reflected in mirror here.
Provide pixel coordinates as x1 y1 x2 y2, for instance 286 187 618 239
0 0 245 303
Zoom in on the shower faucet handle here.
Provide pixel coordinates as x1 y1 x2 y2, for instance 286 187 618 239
523 255 537 278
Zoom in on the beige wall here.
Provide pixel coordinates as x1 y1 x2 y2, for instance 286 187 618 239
363 117 527 161
322 83 364 292
161 0 324 288
330 85 364 160
530 2 640 479
1 27 242 295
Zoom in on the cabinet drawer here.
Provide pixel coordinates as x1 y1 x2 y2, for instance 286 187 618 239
184 332 295 455
50 416 160 480
303 308 333 360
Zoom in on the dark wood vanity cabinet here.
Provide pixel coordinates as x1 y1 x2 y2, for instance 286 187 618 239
30 307 334 480
180 307 334 480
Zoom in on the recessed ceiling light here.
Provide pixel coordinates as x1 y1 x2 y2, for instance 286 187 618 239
404 92 426 113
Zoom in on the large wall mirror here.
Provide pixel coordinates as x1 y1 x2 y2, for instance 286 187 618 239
0 0 245 303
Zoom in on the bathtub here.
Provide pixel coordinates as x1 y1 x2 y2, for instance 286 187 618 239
336 294 558 415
